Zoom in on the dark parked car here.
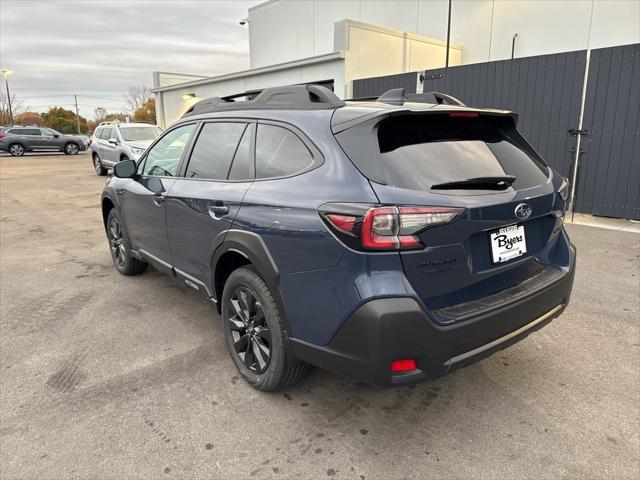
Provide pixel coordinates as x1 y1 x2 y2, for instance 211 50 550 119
101 85 576 391
0 126 88 156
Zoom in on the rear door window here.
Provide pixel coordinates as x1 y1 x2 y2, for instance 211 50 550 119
338 114 549 192
255 124 313 179
100 128 112 140
185 122 247 180
10 128 40 136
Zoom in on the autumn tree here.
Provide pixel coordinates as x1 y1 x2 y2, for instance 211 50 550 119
133 97 156 123
14 111 43 126
41 107 89 134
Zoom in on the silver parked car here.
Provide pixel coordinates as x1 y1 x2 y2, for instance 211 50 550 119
90 121 162 175
0 126 88 156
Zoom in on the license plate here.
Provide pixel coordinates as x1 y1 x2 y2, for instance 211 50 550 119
490 224 527 263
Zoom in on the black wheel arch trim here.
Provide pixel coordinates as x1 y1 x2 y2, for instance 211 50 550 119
101 193 119 226
210 229 294 345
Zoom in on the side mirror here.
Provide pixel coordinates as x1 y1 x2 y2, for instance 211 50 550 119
113 159 137 179
108 137 119 145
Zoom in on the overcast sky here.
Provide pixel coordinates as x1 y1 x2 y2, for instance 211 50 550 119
0 0 263 118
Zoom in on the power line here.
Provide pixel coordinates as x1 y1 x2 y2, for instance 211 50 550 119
18 94 124 100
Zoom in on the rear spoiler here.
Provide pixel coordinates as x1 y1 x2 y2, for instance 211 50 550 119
332 106 518 135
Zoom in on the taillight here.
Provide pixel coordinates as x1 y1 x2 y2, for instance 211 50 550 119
325 214 356 234
0 133 4 139
320 203 464 251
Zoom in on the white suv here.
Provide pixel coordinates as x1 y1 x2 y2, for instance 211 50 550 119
90 121 162 175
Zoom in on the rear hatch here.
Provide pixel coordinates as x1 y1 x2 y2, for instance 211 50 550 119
335 108 565 323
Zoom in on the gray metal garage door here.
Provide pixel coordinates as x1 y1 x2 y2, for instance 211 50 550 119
574 44 640 219
352 72 417 99
351 45 640 219
416 51 587 179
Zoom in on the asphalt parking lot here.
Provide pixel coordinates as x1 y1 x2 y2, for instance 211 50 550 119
1 153 638 479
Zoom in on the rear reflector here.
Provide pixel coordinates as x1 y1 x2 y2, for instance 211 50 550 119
391 359 417 373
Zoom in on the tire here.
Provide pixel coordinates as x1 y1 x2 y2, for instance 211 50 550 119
64 142 79 155
8 143 25 157
106 209 147 276
222 266 307 391
93 153 107 176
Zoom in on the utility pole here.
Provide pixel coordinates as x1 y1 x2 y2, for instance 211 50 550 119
1 69 13 125
445 0 452 70
74 94 80 134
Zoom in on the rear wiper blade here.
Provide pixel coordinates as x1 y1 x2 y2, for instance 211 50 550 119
431 175 516 190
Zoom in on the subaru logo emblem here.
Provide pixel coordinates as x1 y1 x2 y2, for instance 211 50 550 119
514 203 532 220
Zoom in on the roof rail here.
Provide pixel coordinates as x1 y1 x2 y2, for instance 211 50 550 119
374 88 465 107
182 84 345 117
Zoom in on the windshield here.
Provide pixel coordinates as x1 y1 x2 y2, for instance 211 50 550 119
120 126 162 142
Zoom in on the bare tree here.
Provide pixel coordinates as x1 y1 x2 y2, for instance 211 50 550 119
0 91 26 125
124 86 151 113
94 107 108 123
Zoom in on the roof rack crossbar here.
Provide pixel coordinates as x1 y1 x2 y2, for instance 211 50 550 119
182 84 345 117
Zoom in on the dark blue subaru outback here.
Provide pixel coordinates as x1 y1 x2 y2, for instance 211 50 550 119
101 85 576 391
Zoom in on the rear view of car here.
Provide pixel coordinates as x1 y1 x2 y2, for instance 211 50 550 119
100 85 575 391
320 105 575 384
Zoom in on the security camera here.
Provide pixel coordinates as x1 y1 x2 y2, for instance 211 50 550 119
239 18 249 26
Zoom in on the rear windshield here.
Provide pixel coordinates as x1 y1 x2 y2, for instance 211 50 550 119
337 114 549 192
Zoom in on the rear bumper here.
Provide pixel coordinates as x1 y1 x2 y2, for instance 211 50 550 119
292 244 576 386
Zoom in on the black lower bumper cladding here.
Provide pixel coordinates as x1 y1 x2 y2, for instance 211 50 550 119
292 248 576 386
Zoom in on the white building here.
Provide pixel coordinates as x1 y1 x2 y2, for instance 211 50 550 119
153 0 640 127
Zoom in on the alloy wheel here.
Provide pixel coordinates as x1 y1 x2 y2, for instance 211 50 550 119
108 217 126 268
94 156 102 174
227 287 272 374
66 144 78 155
10 144 24 156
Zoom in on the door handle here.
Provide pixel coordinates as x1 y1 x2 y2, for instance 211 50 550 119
208 204 229 219
152 194 166 206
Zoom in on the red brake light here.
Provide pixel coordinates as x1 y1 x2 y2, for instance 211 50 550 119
320 204 464 252
391 359 417 373
449 111 479 118
325 214 356 234
0 133 4 139
361 206 463 250
362 207 397 249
